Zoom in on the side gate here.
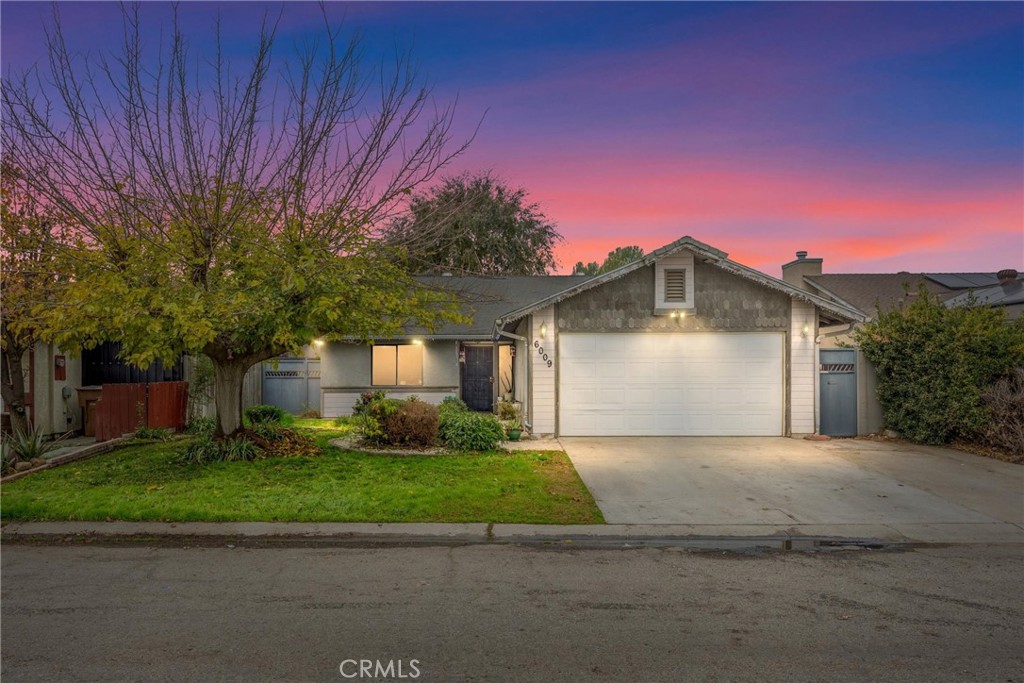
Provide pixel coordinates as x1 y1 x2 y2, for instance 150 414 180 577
261 358 321 415
819 349 857 437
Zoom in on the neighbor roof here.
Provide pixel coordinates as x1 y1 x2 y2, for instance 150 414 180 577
804 273 955 317
944 278 1024 309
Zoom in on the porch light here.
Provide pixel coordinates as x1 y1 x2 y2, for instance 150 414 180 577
312 338 325 347
411 338 424 345
539 322 547 339
801 323 810 338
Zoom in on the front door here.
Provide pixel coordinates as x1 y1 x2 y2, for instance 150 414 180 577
461 345 493 412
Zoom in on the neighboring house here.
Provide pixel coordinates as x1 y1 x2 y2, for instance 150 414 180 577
783 252 1023 437
320 236 864 437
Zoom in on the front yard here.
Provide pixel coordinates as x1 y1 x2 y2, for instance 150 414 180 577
0 421 603 524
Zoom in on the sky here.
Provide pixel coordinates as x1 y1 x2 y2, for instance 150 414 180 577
3 1 1022 276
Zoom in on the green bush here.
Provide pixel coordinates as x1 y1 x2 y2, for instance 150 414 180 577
495 400 518 420
5 427 67 462
134 427 174 441
854 289 1024 444
185 416 216 436
979 369 1024 456
438 395 468 417
178 434 262 464
353 397 405 445
439 412 506 451
383 400 440 447
245 404 286 425
352 390 388 416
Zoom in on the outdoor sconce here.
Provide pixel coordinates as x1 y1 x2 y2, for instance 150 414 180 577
670 310 686 320
801 323 810 338
539 322 547 339
411 338 424 345
459 348 466 364
509 346 516 358
312 338 325 347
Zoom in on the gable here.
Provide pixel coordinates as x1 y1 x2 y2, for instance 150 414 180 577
557 259 790 332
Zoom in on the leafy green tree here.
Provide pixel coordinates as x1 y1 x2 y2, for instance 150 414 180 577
573 245 645 275
853 288 1024 444
387 173 561 275
2 6 469 437
0 159 70 436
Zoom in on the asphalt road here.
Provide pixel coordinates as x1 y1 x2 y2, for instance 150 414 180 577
2 543 1022 682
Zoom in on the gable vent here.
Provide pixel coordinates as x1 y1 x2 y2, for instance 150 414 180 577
665 269 687 302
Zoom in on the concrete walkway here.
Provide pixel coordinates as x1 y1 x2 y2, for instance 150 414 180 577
559 436 1024 544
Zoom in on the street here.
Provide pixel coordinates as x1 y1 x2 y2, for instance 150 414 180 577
2 543 1022 682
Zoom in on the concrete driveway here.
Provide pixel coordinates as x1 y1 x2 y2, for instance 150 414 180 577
560 437 1024 543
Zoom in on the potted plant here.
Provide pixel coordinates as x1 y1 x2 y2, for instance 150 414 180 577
505 418 523 442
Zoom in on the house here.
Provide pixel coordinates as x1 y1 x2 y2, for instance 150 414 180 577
783 252 1023 437
320 236 865 437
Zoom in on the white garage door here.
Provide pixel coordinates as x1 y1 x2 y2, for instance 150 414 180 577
558 333 784 436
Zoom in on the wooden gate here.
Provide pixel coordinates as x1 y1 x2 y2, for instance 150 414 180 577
94 381 189 442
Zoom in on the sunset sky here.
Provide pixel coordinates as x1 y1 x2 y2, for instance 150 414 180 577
3 2 1022 276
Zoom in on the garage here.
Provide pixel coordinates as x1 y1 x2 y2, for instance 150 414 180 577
558 333 784 436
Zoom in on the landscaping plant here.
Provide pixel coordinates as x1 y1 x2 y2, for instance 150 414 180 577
439 412 506 451
438 396 469 416
383 401 440 447
979 368 1024 457
245 405 287 425
134 427 174 441
853 288 1024 444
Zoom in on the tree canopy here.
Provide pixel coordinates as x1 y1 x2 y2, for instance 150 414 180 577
386 173 562 275
573 245 645 275
2 5 470 437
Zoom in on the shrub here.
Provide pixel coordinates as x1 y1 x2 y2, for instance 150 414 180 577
979 368 1024 456
439 412 506 451
383 400 440 447
352 390 388 416
5 427 67 462
495 400 518 420
354 397 404 444
245 404 286 425
185 416 216 436
178 434 262 464
438 395 468 416
298 407 321 419
854 289 1024 444
134 427 174 441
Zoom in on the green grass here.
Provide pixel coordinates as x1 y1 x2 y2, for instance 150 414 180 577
0 419 603 524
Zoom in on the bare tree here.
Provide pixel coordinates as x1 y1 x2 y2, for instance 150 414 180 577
2 4 473 437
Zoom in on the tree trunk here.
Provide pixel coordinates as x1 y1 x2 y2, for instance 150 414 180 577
0 339 30 438
211 359 252 438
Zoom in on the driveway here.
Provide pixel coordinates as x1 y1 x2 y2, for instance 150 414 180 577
560 437 1024 543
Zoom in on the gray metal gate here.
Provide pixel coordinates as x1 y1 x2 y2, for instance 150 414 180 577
819 349 857 436
262 358 321 415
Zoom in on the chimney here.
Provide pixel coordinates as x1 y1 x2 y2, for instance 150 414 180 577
781 250 822 290
997 268 1019 285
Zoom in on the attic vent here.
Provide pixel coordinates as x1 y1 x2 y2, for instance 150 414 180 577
665 269 687 302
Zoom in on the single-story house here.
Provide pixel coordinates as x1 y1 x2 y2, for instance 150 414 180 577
782 253 1023 436
320 236 866 437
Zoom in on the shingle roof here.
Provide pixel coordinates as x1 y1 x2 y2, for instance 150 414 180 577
804 273 954 316
945 279 1024 309
408 275 592 338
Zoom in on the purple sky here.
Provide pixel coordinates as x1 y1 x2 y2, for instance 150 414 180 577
3 2 1022 275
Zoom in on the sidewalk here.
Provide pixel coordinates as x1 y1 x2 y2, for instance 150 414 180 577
4 519 1022 547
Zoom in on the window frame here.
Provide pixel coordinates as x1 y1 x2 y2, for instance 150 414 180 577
370 344 424 387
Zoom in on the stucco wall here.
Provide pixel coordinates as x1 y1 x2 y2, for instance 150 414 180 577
28 342 83 436
320 340 460 418
557 260 790 333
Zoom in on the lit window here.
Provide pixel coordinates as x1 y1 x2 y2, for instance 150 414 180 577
372 345 423 386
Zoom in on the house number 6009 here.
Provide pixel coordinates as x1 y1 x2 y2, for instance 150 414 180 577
534 340 552 367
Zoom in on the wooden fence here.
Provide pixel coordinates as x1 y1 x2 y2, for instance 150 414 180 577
94 382 189 442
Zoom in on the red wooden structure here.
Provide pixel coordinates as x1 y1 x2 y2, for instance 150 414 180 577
94 381 189 442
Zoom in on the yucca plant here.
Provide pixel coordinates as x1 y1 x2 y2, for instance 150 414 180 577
6 426 69 463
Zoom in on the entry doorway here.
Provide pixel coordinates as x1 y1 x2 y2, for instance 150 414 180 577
460 343 514 412
819 349 857 436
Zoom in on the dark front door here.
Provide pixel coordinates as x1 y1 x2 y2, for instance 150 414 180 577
819 349 857 436
461 345 494 412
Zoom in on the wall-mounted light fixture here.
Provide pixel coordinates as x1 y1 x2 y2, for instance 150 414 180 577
312 339 325 347
801 323 810 338
539 322 547 339
411 338 424 345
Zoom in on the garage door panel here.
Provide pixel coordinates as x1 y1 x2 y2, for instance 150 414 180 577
559 333 783 436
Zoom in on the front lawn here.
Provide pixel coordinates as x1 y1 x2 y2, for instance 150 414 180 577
0 421 603 524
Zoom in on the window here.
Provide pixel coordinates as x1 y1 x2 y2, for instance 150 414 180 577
664 269 687 302
372 345 423 386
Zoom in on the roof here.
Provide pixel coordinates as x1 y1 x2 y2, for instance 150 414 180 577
804 273 955 316
494 236 866 329
806 270 1024 317
944 279 1024 309
409 275 591 338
